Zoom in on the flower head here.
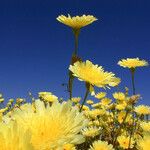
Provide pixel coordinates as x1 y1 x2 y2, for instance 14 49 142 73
0 122 33 150
57 14 97 29
135 105 150 115
137 135 150 150
82 126 101 138
89 140 114 150
113 92 126 101
95 92 106 99
118 58 148 69
117 135 135 149
11 100 87 149
69 60 119 89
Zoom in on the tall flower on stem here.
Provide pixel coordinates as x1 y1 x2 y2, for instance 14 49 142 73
118 57 148 148
118 58 148 95
57 14 97 99
69 60 120 111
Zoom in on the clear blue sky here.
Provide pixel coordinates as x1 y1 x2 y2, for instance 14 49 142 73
0 0 150 104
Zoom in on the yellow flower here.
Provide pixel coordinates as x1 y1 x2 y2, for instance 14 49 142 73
69 60 119 89
82 105 90 111
71 97 81 103
57 14 97 29
116 101 127 110
89 140 114 150
86 100 94 105
117 135 135 149
0 122 33 150
95 92 106 99
0 98 4 103
62 144 76 150
113 92 126 101
12 100 87 149
137 135 150 150
82 126 101 138
100 98 112 106
88 109 106 119
118 58 148 68
91 102 101 108
39 92 58 103
140 121 150 132
135 105 150 115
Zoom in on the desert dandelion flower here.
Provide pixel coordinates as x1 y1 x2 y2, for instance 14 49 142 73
56 14 97 29
0 122 33 150
118 58 148 69
12 100 87 150
69 60 119 89
89 140 114 150
69 60 119 111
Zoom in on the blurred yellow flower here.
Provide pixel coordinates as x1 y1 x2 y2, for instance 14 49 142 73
95 92 106 99
86 100 94 105
100 98 112 106
62 144 76 150
118 58 148 68
135 105 150 115
117 135 135 149
71 97 81 103
140 121 150 132
137 135 150 150
89 140 114 150
12 100 87 149
39 92 58 103
115 101 127 110
57 14 97 29
113 92 126 101
0 122 33 150
69 60 119 89
82 126 101 138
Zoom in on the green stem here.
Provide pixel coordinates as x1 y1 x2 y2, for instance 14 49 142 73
68 72 74 100
73 29 80 56
80 83 90 112
130 68 135 95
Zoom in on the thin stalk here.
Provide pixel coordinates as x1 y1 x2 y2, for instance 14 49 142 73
130 68 135 95
73 29 80 56
68 72 74 100
80 83 90 112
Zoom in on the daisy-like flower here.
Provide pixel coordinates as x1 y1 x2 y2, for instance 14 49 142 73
89 140 114 150
71 97 81 103
39 92 58 103
61 144 76 150
117 135 135 149
88 109 106 119
69 60 119 89
137 135 150 150
57 14 97 29
100 98 112 106
95 92 107 99
113 92 126 101
140 121 150 132
118 58 148 69
115 101 127 110
135 105 150 115
82 126 101 138
86 100 94 105
0 121 33 150
11 100 87 150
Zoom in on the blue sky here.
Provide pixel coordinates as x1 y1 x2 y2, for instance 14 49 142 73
0 0 150 104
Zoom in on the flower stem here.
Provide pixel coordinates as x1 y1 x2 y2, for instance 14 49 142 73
80 83 90 112
130 68 135 95
73 29 80 56
68 72 74 100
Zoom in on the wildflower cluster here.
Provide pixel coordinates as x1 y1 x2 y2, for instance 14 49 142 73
0 14 149 150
